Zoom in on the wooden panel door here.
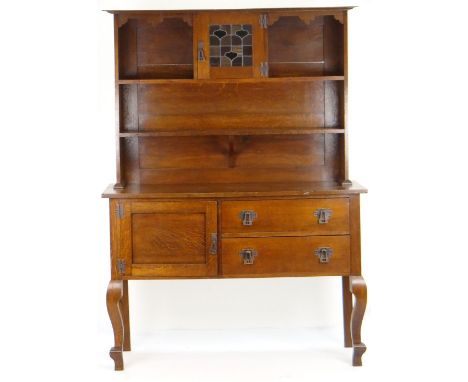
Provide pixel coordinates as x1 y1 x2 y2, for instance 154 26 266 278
116 200 218 277
195 12 267 79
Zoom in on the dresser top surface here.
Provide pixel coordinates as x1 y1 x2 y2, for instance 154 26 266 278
101 0 357 13
106 7 354 14
102 181 367 199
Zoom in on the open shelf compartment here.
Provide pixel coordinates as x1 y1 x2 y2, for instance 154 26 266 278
118 14 194 79
267 14 344 77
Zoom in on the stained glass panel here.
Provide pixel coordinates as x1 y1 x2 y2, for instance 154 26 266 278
209 24 253 67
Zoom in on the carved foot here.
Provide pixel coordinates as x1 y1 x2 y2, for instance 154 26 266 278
349 276 367 366
352 344 367 367
109 346 124 371
107 280 124 370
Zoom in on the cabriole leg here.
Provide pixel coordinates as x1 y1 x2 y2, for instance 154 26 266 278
106 280 124 370
349 275 367 366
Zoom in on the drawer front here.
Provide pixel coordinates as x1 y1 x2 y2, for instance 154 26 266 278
221 198 349 235
222 236 350 277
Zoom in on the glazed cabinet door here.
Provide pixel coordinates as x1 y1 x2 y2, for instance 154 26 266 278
195 12 267 79
111 200 218 278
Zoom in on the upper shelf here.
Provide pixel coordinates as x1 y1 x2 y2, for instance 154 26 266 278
117 76 344 85
117 12 344 81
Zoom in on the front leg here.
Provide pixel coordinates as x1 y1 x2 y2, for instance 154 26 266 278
106 280 124 370
349 276 367 366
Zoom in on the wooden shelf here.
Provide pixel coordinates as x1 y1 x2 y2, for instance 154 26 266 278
102 181 367 199
119 128 345 137
117 76 344 85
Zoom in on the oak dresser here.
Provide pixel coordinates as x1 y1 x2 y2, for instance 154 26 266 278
102 6 367 370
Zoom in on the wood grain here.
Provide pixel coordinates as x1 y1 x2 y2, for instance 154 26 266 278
132 212 206 264
138 135 325 169
135 81 326 130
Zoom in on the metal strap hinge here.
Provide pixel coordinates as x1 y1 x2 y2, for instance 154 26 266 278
260 62 269 77
197 41 206 61
210 233 218 255
115 203 124 219
259 14 268 28
117 259 126 274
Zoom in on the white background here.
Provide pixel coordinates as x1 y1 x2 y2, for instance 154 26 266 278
1 0 467 381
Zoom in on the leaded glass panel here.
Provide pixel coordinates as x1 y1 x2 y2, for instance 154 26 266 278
209 24 253 67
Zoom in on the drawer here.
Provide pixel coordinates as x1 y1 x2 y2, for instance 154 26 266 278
221 198 349 235
222 236 350 277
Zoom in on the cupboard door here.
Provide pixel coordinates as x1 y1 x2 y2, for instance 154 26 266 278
116 200 218 277
195 12 266 79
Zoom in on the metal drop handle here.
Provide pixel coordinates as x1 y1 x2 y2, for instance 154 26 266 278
240 210 257 226
314 208 332 224
314 247 333 263
240 249 257 265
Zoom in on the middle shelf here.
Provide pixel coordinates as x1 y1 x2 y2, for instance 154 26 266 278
119 128 345 137
117 76 345 85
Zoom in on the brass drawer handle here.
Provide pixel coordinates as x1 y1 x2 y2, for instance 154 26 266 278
314 208 332 224
239 210 257 226
314 247 333 263
240 248 257 264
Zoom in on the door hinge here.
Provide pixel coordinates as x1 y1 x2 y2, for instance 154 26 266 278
259 14 268 28
197 40 206 61
117 259 126 274
260 62 269 77
210 233 218 255
115 203 124 219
